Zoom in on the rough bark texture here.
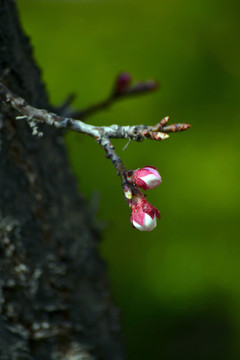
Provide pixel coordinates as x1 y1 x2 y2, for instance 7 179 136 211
0 1 124 359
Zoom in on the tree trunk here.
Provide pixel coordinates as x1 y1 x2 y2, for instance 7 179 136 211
0 1 124 359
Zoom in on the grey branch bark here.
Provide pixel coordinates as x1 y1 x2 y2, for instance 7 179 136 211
0 1 124 359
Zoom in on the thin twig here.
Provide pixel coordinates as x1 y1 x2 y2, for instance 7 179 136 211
71 97 112 119
70 73 159 120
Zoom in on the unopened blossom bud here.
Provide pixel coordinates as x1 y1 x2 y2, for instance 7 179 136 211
130 197 160 231
127 166 162 190
114 72 132 94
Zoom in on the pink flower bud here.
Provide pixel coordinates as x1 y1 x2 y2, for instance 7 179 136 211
129 166 162 190
114 72 132 94
130 197 160 231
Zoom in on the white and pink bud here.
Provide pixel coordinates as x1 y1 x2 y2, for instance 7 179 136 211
130 196 160 231
127 166 162 190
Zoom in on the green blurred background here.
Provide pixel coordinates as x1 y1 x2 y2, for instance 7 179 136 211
18 0 240 358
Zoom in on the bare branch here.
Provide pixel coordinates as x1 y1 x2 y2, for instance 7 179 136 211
0 82 190 142
0 80 191 231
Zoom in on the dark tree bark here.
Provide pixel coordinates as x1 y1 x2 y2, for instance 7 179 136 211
0 1 124 359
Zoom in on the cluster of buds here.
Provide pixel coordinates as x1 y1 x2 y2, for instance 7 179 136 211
124 166 162 231
0 78 191 235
